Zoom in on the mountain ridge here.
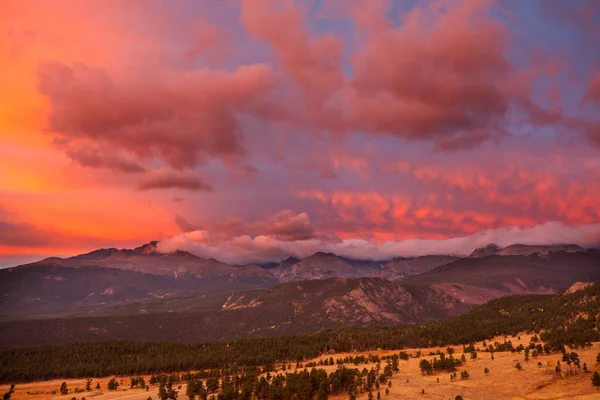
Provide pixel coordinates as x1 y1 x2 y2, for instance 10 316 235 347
468 243 584 258
2 241 598 323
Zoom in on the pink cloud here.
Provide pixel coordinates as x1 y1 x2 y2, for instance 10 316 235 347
38 61 275 171
2 0 600 264
172 210 315 242
137 169 213 191
240 0 344 119
61 143 146 173
237 0 563 151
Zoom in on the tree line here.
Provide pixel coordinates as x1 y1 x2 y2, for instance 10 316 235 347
2 283 600 383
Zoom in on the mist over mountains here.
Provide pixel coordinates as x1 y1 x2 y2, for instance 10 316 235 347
156 221 600 265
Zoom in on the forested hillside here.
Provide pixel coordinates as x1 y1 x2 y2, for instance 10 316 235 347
2 282 599 383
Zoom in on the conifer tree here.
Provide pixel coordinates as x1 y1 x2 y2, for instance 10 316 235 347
592 372 600 389
2 385 15 400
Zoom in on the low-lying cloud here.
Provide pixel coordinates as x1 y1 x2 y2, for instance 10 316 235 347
157 220 600 265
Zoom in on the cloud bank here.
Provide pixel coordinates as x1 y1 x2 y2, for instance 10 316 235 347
157 219 600 265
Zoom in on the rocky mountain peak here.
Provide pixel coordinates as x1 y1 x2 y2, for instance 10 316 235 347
134 241 161 255
307 251 338 259
469 244 501 258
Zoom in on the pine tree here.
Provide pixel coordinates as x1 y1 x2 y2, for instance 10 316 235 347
206 378 219 394
60 382 68 396
85 379 92 391
167 382 178 400
515 363 523 371
2 385 15 400
592 372 600 389
107 379 119 391
419 359 433 375
159 382 168 400
484 367 489 375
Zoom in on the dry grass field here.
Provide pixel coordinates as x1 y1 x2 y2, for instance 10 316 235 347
3 334 600 400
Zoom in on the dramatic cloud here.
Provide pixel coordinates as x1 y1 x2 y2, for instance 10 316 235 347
62 144 146 173
1 0 600 264
264 210 315 241
238 0 558 149
38 61 275 171
240 0 344 121
341 0 514 146
171 210 315 242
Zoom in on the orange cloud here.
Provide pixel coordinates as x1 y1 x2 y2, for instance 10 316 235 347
1 0 599 262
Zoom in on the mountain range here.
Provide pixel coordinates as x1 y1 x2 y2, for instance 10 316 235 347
0 241 598 347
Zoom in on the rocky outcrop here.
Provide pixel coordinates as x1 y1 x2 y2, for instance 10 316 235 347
469 244 501 258
378 255 458 280
565 282 594 294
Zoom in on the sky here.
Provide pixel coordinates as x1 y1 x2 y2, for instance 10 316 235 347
1 0 600 266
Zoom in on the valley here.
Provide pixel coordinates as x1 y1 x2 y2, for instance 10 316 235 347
3 333 600 400
2 268 600 399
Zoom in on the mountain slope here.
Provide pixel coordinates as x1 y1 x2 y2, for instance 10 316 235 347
1 247 599 346
403 251 600 304
3 243 597 322
0 266 200 320
27 245 269 281
468 243 584 257
274 252 356 282
0 263 274 321
378 255 459 280
0 277 473 347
